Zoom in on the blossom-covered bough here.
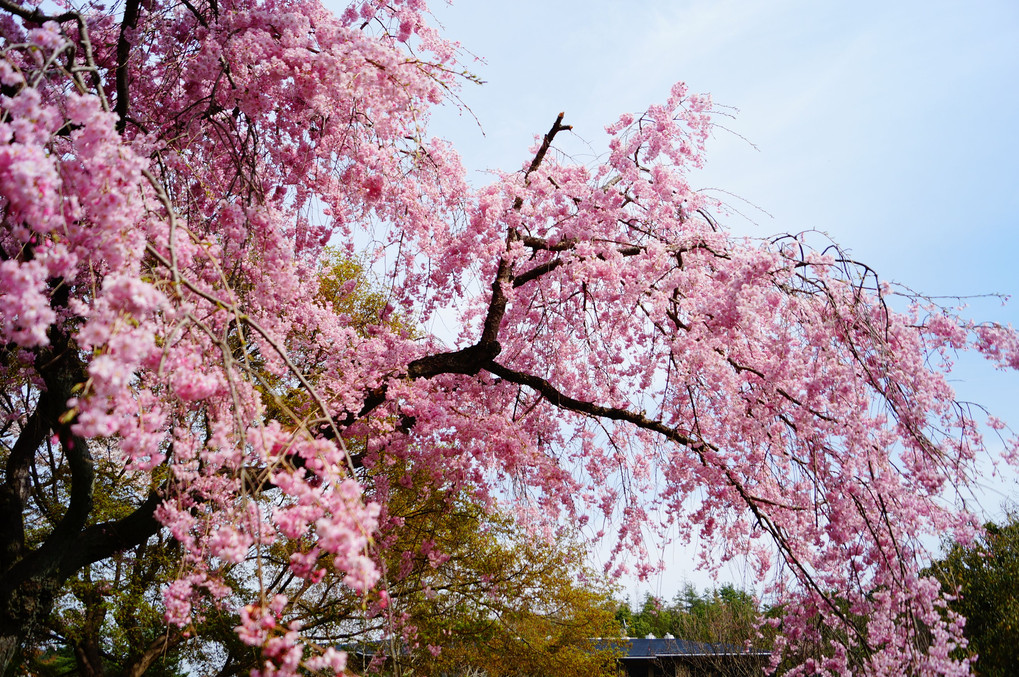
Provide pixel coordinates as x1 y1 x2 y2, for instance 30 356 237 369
0 0 1016 674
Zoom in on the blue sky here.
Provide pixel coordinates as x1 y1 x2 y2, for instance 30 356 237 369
418 1 1019 597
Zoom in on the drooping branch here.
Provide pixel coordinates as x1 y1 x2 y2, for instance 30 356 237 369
484 358 873 651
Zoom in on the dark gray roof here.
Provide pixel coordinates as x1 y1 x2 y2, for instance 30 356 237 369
618 637 770 659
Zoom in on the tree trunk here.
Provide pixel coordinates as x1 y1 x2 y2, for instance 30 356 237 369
121 633 183 677
73 640 108 677
72 583 109 677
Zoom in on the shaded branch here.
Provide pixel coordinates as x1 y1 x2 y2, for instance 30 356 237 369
0 396 50 571
60 491 162 578
121 622 185 677
0 0 77 24
114 0 142 133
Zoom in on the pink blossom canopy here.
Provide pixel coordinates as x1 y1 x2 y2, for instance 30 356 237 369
0 0 1017 674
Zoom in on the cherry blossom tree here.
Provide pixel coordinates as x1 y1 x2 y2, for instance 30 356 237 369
13 254 624 677
1 0 1017 675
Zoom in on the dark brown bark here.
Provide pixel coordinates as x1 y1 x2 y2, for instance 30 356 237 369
0 633 19 675
71 583 109 677
0 397 49 572
114 0 142 133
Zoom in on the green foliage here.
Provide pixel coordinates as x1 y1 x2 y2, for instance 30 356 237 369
614 585 768 677
317 250 393 333
616 583 761 646
928 511 1019 676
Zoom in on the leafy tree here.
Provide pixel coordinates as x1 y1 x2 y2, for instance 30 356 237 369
0 0 1017 674
615 586 766 677
362 475 623 677
928 512 1019 676
616 585 763 646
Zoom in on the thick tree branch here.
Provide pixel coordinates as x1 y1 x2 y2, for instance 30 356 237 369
0 0 76 24
513 243 641 288
2 278 86 575
60 492 162 577
514 238 722 289
323 342 506 435
407 341 502 379
513 258 565 288
16 282 94 576
35 430 94 560
483 114 571 345
520 235 579 252
122 630 186 677
0 397 49 571
322 116 573 435
521 112 571 187
114 0 142 133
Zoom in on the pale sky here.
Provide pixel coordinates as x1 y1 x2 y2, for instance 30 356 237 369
327 0 1019 599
